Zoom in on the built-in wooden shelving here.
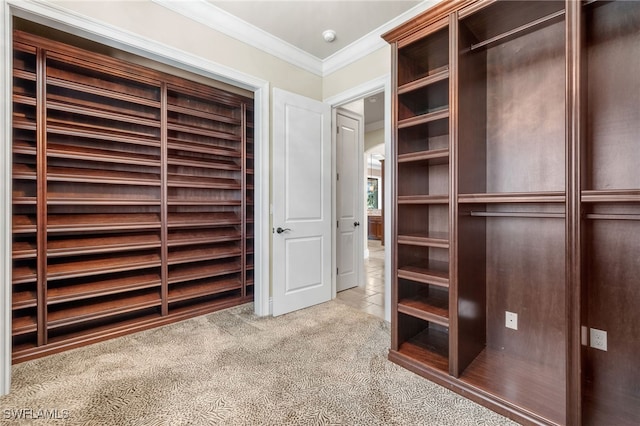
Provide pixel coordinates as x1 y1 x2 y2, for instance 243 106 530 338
11 30 254 363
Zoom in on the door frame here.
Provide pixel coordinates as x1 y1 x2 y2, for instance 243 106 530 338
325 75 392 322
1 0 271 395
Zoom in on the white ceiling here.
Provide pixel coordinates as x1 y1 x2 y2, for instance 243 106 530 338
208 0 422 60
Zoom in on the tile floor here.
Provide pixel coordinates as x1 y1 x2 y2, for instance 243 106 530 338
336 240 385 320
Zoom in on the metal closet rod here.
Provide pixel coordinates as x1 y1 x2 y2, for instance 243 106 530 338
470 9 566 51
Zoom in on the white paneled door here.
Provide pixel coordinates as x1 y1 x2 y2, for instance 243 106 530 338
336 109 363 292
272 88 331 316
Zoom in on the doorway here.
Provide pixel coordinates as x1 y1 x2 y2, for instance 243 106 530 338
335 91 386 320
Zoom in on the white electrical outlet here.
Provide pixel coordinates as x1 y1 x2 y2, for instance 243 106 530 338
590 328 607 351
505 311 518 330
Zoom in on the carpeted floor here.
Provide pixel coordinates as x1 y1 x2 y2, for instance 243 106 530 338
0 301 519 425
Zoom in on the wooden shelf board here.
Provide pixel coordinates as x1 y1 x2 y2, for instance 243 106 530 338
47 76 161 109
397 233 449 248
168 262 241 285
168 139 241 158
12 215 36 234
47 234 161 258
168 156 240 171
47 214 161 233
398 194 448 205
460 348 565 425
585 213 640 221
582 189 640 203
13 69 36 82
47 197 161 206
12 264 37 285
47 143 160 166
12 314 37 336
167 174 240 190
12 197 37 205
458 192 565 204
12 117 36 131
167 122 241 142
167 199 241 206
47 99 160 129
47 166 160 187
398 291 449 327
398 68 449 95
168 230 241 247
47 292 162 330
48 117 158 142
47 253 161 281
168 246 242 266
13 140 37 157
167 213 240 228
397 263 449 288
167 103 241 126
13 93 36 106
398 108 449 129
47 124 160 149
12 290 37 310
48 273 161 305
168 277 242 303
397 327 449 373
398 148 449 164
12 240 37 260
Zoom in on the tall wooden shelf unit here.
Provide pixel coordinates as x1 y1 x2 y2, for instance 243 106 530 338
385 1 640 425
11 31 254 362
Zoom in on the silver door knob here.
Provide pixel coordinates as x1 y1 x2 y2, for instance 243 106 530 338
353 221 360 227
276 227 291 234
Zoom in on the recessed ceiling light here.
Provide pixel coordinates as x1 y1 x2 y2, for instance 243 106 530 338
322 29 336 43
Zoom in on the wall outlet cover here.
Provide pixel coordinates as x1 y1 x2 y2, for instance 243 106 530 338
590 328 607 351
505 311 518 330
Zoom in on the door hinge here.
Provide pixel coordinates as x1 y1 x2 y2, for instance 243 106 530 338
336 267 339 275
337 173 339 181
337 221 339 228
336 126 339 134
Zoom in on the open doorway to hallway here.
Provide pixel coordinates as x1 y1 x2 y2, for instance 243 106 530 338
336 91 386 320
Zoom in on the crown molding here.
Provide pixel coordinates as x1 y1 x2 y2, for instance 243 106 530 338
153 0 443 78
152 0 324 76
322 0 442 76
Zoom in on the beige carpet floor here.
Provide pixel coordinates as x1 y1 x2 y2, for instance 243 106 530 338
0 301 519 425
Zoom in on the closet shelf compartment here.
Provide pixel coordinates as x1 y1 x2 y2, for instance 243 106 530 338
395 327 449 374
46 100 160 128
12 265 37 285
397 263 449 288
47 234 161 258
47 197 161 206
168 262 242 285
397 233 449 249
46 76 161 109
398 195 448 205
167 175 240 190
167 103 241 125
47 214 161 233
12 241 37 260
47 273 162 305
12 291 37 310
167 277 242 303
167 213 240 228
46 252 162 281
47 292 162 330
46 166 161 187
167 156 240 171
398 68 448 95
168 245 242 266
398 148 449 165
168 123 241 142
167 139 241 158
458 192 565 204
47 143 161 166
167 229 241 247
167 199 241 207
398 291 449 327
398 108 449 129
47 124 160 149
13 69 36 82
12 315 37 336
